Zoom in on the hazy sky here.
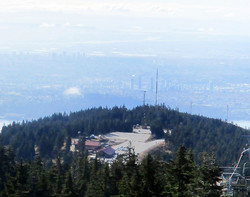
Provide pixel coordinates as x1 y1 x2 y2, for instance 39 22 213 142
0 0 250 123
1 0 250 56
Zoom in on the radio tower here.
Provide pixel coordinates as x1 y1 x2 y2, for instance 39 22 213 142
143 90 146 106
155 69 158 106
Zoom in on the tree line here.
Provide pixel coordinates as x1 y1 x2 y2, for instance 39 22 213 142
0 144 222 197
0 105 248 165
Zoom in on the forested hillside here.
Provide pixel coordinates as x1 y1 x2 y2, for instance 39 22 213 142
0 145 222 197
0 105 248 165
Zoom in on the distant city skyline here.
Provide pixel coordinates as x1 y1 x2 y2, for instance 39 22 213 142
0 1 249 129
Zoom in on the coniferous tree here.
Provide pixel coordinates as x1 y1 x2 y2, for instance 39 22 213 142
53 157 66 196
199 152 222 197
140 154 163 197
15 159 30 196
77 156 90 197
129 168 143 197
118 172 130 197
27 156 48 197
185 149 199 196
85 169 106 197
0 146 15 191
62 171 76 197
150 120 164 139
0 144 224 197
109 157 123 195
0 105 247 165
165 146 195 197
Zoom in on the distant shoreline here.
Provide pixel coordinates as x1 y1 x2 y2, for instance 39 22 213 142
233 120 250 130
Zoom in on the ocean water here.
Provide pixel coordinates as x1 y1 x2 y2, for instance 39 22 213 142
233 120 250 130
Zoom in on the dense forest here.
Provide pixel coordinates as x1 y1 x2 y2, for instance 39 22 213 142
0 105 248 165
0 145 222 197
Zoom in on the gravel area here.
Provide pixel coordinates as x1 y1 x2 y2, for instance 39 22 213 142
105 128 165 159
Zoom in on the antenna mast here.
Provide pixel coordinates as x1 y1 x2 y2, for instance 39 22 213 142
143 90 146 106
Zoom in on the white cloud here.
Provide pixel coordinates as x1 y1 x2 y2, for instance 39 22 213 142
0 0 250 21
62 22 70 27
197 27 215 33
224 12 235 18
63 87 81 96
41 85 51 89
7 91 20 96
72 24 84 27
208 28 215 32
1 0 250 53
39 23 55 28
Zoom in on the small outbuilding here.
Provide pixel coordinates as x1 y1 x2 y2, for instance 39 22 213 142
85 140 101 151
99 146 115 158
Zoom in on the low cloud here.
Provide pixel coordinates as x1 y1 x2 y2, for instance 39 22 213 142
197 27 215 33
224 12 235 18
7 91 21 96
63 87 81 96
62 22 70 27
39 23 56 28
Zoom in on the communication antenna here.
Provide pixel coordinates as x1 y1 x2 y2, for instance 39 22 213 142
155 69 158 106
190 102 193 115
143 90 146 106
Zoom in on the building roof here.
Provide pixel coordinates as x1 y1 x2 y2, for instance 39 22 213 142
85 140 100 147
71 138 79 145
101 146 115 156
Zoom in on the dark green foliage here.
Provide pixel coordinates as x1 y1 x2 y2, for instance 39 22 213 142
0 105 248 165
199 152 222 197
129 168 143 197
165 146 196 197
0 145 222 197
85 168 107 197
0 105 237 196
140 154 164 197
0 146 15 191
150 120 164 139
62 171 77 197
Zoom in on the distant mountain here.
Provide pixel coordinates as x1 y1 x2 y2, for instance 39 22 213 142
0 105 248 165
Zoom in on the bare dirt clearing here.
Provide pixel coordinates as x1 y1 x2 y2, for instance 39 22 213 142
104 128 165 160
